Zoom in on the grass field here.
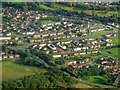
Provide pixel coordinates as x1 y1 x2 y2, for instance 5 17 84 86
37 20 54 24
81 76 118 88
96 36 103 39
100 47 119 59
2 60 47 81
91 54 104 59
92 30 111 35
72 82 93 88
109 36 119 45
39 3 118 17
82 76 104 84
12 44 27 48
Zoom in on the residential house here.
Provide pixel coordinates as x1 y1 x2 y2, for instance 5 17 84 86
73 52 79 56
90 29 97 32
41 34 49 37
91 50 98 54
86 51 91 54
62 53 68 57
16 40 24 44
105 43 115 47
74 47 81 51
26 32 35 35
64 60 77 65
49 33 56 36
0 37 11 40
98 28 104 31
57 32 64 35
49 44 57 50
105 34 112 38
39 42 47 47
79 52 86 55
9 55 14 59
91 40 98 44
55 22 61 25
52 53 61 58
82 46 89 50
61 40 72 44
47 26 53 30
14 54 20 59
33 34 41 38
90 44 100 48
2 55 8 59
43 50 50 54
59 44 66 49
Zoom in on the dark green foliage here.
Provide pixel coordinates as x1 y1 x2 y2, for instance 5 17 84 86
103 73 115 85
2 70 78 88
24 55 49 68
73 66 102 77
31 50 55 66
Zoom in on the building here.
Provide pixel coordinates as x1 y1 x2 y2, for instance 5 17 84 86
52 53 61 58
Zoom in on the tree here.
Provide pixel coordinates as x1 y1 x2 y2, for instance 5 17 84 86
105 7 110 13
30 84 37 88
2 83 9 88
23 5 28 12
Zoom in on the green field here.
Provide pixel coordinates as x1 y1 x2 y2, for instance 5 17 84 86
81 76 118 88
92 30 111 35
71 82 93 88
109 36 119 45
37 3 118 17
91 54 104 59
2 60 47 81
96 36 103 39
12 44 27 48
37 20 54 24
100 47 119 59
82 76 104 84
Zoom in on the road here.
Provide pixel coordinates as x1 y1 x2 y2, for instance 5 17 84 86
74 77 113 88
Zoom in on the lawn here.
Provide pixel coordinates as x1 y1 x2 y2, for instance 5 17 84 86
81 76 118 88
37 20 54 24
96 36 103 39
100 47 119 59
91 54 104 59
38 3 118 17
2 60 47 81
12 44 27 48
82 76 104 84
108 11 118 16
92 30 111 35
39 4 55 10
71 82 93 88
109 36 119 45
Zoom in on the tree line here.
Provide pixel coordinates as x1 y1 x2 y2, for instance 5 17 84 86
2 69 78 88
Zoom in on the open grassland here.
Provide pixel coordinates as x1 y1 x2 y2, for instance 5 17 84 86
100 47 119 59
2 60 47 81
11 44 27 48
92 30 111 34
109 36 119 45
91 54 104 59
39 3 118 17
81 76 118 88
38 4 55 10
71 82 93 88
38 20 54 24
82 76 104 84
